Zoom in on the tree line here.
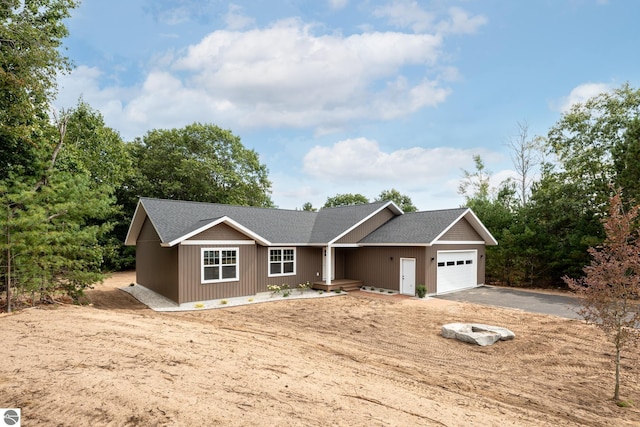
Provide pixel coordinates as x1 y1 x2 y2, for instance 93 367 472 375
2 1 640 311
462 84 640 289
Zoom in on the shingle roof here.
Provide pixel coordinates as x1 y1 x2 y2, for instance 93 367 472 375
309 201 390 244
126 197 496 247
137 198 317 244
359 208 468 244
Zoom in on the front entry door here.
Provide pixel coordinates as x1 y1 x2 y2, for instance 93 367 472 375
400 258 416 296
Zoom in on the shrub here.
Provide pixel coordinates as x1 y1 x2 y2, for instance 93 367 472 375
416 284 427 298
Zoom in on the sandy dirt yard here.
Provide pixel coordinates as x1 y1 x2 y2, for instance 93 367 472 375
1 272 639 426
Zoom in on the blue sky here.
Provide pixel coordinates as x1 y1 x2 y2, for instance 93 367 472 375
55 0 639 211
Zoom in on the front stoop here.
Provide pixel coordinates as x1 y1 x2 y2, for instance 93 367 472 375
312 279 363 292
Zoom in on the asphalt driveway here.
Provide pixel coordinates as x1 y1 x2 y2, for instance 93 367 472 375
435 285 583 319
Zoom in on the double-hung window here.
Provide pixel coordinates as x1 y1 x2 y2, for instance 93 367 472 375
202 248 239 283
269 248 295 277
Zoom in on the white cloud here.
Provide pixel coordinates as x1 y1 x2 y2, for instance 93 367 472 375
56 14 479 139
373 0 436 33
554 82 612 112
437 7 488 35
328 0 348 10
373 1 486 35
224 4 255 30
303 137 499 183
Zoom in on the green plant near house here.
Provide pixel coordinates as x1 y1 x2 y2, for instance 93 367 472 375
220 300 228 305
416 284 427 298
297 281 311 294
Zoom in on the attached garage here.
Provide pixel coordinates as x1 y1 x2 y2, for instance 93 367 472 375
436 250 477 294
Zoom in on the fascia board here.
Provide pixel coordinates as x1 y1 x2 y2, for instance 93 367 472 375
124 201 147 246
166 216 271 247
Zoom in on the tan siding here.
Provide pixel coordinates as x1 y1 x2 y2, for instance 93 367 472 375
188 222 253 241
427 244 486 294
177 244 257 303
440 218 483 241
336 208 396 244
344 247 426 291
136 219 179 302
256 246 323 292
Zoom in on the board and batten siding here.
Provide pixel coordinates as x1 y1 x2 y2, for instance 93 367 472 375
336 208 396 244
177 244 257 304
135 218 179 302
256 246 322 292
189 222 254 241
425 244 486 294
344 247 426 291
439 218 483 241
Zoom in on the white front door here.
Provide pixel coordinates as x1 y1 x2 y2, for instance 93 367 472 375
400 258 416 296
322 247 335 280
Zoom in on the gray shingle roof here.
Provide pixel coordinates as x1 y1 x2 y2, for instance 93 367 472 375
359 208 468 244
309 201 390 244
139 198 317 244
128 198 492 247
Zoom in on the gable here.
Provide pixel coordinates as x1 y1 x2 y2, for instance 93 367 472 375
138 217 161 243
438 218 483 241
187 222 255 242
336 207 396 244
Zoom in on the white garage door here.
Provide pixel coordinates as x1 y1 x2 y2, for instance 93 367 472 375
437 250 477 294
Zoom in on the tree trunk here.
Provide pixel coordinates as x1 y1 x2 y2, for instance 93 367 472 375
5 206 11 314
614 344 620 401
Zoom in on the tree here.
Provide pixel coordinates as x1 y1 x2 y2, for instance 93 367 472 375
548 83 640 214
375 189 417 212
563 191 640 403
458 155 491 202
323 193 369 208
2 113 114 310
301 202 316 212
507 121 543 207
0 0 78 176
122 123 273 209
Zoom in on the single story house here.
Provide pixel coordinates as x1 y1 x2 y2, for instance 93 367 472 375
125 197 498 304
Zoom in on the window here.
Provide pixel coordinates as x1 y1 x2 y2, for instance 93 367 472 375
269 248 296 277
202 248 238 283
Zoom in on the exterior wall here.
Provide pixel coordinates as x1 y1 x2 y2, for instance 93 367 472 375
177 243 257 304
344 247 426 291
136 218 179 302
256 246 323 292
189 223 254 241
440 218 483 241
336 208 396 244
425 244 486 294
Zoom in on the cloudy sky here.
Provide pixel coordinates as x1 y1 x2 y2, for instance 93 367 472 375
56 0 639 210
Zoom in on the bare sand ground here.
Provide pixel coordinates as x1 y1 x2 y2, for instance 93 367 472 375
1 271 639 426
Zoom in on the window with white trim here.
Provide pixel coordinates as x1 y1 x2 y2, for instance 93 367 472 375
268 248 296 277
202 248 239 283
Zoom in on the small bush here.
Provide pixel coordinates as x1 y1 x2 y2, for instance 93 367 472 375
416 284 427 298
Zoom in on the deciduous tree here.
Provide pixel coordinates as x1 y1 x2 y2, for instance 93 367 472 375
375 188 417 212
563 191 640 403
323 193 369 208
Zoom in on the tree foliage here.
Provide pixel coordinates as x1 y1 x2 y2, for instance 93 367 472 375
563 191 640 402
122 123 273 209
375 188 417 212
323 193 369 208
0 0 78 176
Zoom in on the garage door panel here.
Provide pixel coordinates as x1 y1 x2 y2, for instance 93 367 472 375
437 251 477 294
